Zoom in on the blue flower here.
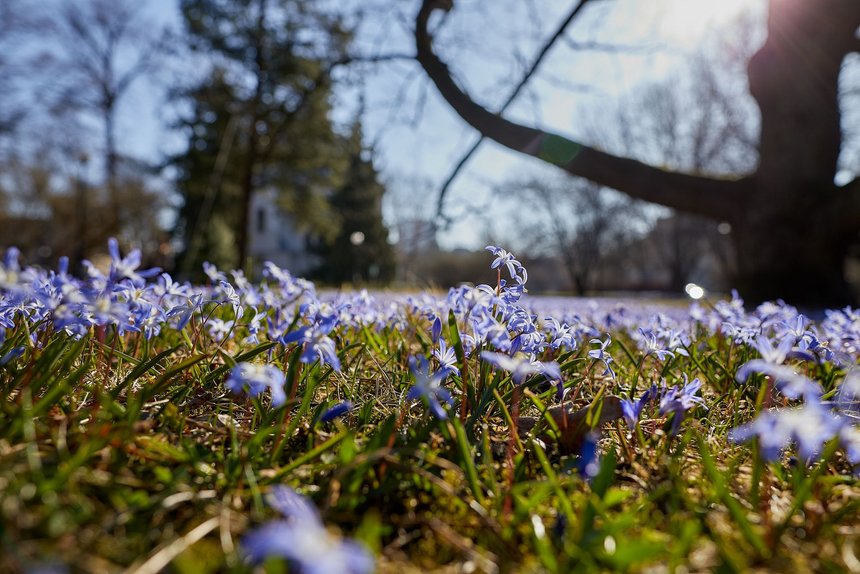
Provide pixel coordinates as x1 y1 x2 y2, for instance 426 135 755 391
750 334 795 364
430 314 443 343
577 431 601 480
620 384 657 429
729 400 846 462
406 356 453 420
0 247 21 289
225 362 287 407
106 238 160 285
433 338 460 378
485 245 527 285
836 367 860 421
243 486 374 573
639 328 675 362
588 335 616 379
281 324 341 371
166 293 203 331
659 377 706 436
481 351 560 386
318 401 354 424
736 361 822 401
0 346 24 367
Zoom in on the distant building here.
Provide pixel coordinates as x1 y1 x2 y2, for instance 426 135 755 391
247 188 319 276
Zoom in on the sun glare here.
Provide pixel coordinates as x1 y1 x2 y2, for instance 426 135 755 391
660 0 752 43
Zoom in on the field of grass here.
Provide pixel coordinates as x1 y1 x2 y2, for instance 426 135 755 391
1 243 859 573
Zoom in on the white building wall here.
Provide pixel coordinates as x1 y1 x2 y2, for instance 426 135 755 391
247 188 319 276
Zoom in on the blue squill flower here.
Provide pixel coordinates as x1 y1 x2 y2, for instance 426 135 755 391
639 328 674 362
485 245 528 285
729 400 846 462
431 315 443 343
0 346 24 366
433 338 459 377
481 351 560 386
318 401 354 424
225 362 287 407
659 377 706 436
406 356 453 420
620 384 657 429
588 335 616 379
243 486 374 573
577 431 601 480
281 324 341 371
107 238 160 285
0 247 21 289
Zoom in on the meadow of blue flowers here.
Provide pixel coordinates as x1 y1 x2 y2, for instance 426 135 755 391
1 240 859 572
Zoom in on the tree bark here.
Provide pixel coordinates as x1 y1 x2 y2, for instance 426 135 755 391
236 0 267 270
415 0 860 306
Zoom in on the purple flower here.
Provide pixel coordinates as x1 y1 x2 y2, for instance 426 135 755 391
639 328 674 362
433 338 460 378
406 356 453 420
659 377 706 436
225 362 287 407
729 401 846 462
485 245 527 285
545 317 575 351
836 367 860 421
620 384 657 429
281 324 341 371
0 247 21 289
318 401 354 423
266 485 322 522
0 345 24 366
588 335 616 379
750 334 795 364
735 334 823 400
243 486 374 573
166 293 203 331
736 362 822 401
431 315 443 343
106 238 160 285
481 351 560 386
577 431 601 480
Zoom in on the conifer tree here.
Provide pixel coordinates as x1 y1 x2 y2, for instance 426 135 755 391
174 0 350 273
313 121 395 285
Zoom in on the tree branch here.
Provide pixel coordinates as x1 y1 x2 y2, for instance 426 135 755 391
415 0 746 222
433 0 595 222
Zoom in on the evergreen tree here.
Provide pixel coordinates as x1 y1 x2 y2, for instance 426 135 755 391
173 0 350 274
313 122 395 285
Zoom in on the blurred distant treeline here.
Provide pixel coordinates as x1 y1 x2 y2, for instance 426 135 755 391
0 0 395 284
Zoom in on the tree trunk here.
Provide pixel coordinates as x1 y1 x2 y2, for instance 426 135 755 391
735 0 860 305
236 0 267 270
105 102 120 237
414 0 860 306
732 199 854 306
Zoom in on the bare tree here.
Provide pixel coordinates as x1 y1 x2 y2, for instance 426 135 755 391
415 0 860 306
499 176 642 295
43 0 166 236
0 2 25 137
587 40 759 291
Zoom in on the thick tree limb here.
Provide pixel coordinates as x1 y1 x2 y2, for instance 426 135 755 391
434 0 596 221
415 0 745 222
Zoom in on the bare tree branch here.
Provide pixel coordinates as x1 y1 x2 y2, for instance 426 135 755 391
416 0 747 223
432 0 599 222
